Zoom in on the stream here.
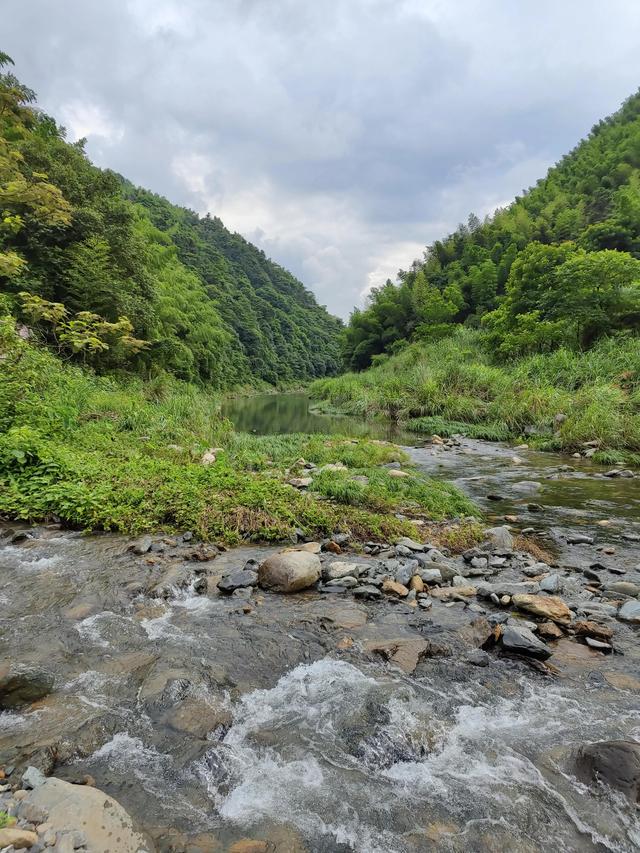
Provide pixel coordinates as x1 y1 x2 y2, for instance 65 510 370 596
1 393 639 852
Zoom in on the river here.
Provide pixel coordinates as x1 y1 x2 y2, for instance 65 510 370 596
1 393 639 852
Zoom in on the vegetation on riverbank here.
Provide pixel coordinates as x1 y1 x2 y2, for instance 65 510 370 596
311 328 640 460
0 320 477 543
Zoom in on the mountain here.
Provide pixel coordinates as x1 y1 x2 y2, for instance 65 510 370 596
0 53 341 387
342 90 640 369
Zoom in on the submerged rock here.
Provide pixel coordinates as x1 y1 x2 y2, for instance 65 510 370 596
575 740 640 802
258 551 321 593
0 666 54 710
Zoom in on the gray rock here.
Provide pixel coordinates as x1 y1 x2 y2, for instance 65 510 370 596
501 625 551 660
465 649 490 667
325 576 358 589
22 766 46 790
217 570 258 594
540 574 562 594
575 740 640 802
353 585 382 601
417 596 432 609
324 561 364 581
129 535 153 555
395 545 413 558
470 556 488 570
452 575 468 587
477 581 540 598
395 537 425 552
566 533 594 545
618 600 640 623
483 526 514 551
585 637 612 652
395 565 415 586
607 581 640 598
258 551 321 593
418 567 442 585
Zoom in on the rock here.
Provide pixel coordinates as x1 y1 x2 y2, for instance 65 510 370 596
527 503 543 512
365 638 429 674
395 544 413 558
476 581 540 598
585 637 612 652
607 580 640 598
217 570 258 593
409 575 424 593
470 556 488 570
575 740 640 802
229 839 269 853
295 541 321 553
566 533 594 545
352 585 382 600
382 579 409 598
512 593 572 625
501 625 551 660
388 469 410 478
129 535 152 554
452 575 468 587
465 649 490 667
21 765 47 790
258 551 321 593
417 596 432 609
323 540 342 554
618 600 640 623
487 493 505 501
326 576 358 589
200 448 217 465
539 573 562 594
537 620 563 639
27 778 151 852
0 667 54 710
395 537 425 552
324 561 363 581
288 476 313 488
418 567 443 585
0 827 39 849
574 620 613 641
164 697 231 738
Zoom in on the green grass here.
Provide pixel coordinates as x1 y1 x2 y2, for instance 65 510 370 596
0 319 476 544
311 328 640 459
0 811 15 829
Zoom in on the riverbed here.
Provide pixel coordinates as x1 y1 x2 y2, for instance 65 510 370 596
1 394 639 852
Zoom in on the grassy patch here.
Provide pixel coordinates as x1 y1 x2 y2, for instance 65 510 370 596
311 328 640 459
0 323 476 544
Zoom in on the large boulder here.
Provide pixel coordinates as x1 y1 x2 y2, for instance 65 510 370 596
0 665 54 710
258 551 321 593
483 526 514 552
574 740 640 802
26 778 153 852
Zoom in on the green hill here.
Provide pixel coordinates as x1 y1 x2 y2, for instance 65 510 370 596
342 90 640 369
0 53 341 388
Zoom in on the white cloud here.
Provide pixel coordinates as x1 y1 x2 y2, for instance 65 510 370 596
59 101 124 144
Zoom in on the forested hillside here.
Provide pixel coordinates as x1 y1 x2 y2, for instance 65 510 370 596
343 90 640 369
0 53 341 387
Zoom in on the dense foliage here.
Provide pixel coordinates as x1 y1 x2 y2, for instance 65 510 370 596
0 317 476 542
343 91 640 369
0 54 341 387
312 328 640 461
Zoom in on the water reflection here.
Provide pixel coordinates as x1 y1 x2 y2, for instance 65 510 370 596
222 392 419 443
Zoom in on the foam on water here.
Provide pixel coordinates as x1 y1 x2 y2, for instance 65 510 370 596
196 658 640 853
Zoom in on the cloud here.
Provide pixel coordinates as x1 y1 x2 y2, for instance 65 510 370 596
3 0 640 317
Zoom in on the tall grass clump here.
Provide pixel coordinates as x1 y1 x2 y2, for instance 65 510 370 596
310 329 640 457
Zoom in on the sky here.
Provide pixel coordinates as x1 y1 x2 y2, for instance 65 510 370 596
3 1 640 318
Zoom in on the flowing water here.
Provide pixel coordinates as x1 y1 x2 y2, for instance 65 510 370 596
1 393 640 852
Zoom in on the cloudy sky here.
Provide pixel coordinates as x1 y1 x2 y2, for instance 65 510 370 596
3 1 640 317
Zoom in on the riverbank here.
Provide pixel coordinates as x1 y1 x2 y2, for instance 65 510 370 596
0 327 476 544
310 329 640 464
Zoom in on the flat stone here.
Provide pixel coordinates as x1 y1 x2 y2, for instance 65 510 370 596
217 570 258 594
352 585 382 600
395 537 425 552
512 593 572 625
419 567 443 585
607 581 640 598
539 573 562 594
585 637 612 652
22 766 46 790
324 561 363 581
566 533 595 545
325 576 358 588
364 638 429 674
